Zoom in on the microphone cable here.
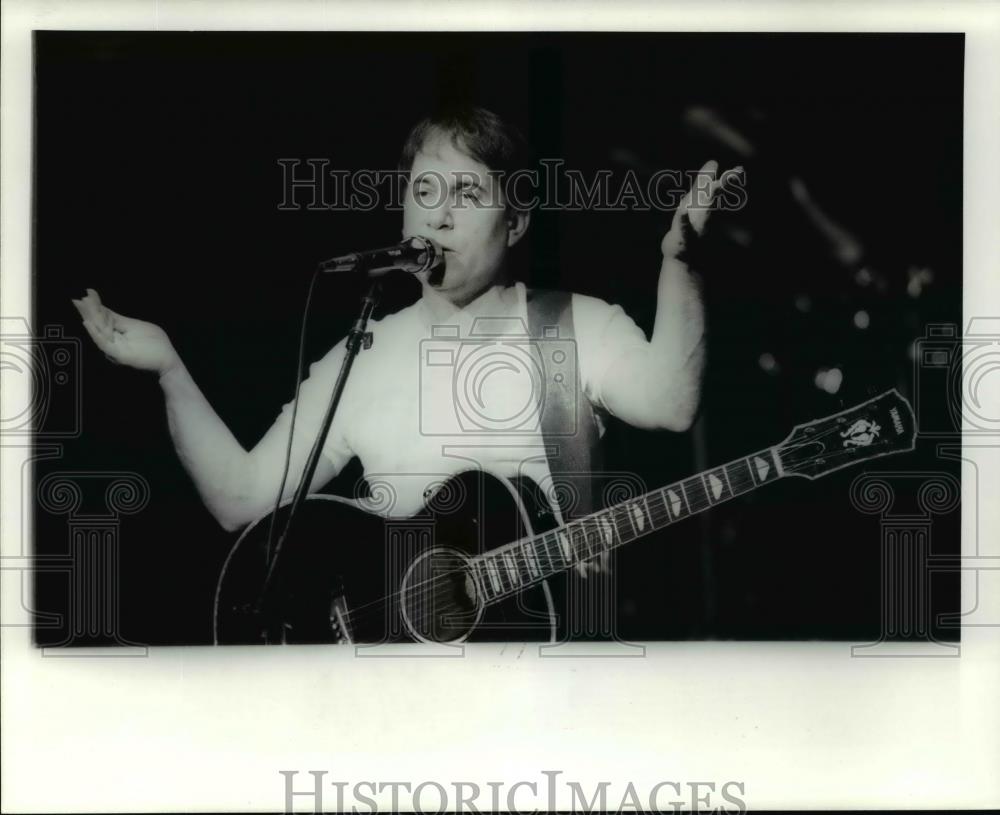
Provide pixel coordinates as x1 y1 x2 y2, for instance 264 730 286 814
263 265 322 570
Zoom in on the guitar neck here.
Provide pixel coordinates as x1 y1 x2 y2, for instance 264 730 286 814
471 445 786 606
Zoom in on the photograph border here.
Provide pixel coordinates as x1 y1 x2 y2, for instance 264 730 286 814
2 1 998 812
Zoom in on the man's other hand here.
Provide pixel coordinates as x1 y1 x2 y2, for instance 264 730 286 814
662 159 744 262
72 288 181 376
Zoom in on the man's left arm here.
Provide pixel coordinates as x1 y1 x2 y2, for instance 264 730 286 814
600 160 741 431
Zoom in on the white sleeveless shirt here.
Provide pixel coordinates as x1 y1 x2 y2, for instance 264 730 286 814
263 282 648 518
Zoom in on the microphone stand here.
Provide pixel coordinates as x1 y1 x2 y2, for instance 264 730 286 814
255 274 381 641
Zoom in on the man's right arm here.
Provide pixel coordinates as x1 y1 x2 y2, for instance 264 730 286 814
158 363 337 531
73 289 340 532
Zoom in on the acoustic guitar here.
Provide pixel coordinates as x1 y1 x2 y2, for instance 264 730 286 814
214 389 916 644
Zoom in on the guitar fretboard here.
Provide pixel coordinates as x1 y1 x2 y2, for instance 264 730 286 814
471 447 784 605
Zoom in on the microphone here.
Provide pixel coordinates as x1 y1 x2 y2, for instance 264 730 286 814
319 236 441 275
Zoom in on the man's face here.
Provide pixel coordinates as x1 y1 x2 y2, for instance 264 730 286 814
402 134 527 307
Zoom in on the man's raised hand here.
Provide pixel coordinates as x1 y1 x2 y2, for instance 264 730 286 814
72 289 181 376
661 159 744 262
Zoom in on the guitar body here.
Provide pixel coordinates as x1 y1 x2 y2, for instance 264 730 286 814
214 470 560 644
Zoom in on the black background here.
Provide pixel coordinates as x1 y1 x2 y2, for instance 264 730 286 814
33 32 962 645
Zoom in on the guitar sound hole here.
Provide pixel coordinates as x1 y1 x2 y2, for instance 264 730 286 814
399 548 482 643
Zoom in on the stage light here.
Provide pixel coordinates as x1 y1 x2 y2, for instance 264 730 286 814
758 352 779 374
814 367 843 394
907 266 934 298
854 310 870 329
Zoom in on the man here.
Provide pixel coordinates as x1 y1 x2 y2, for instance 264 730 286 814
73 107 737 578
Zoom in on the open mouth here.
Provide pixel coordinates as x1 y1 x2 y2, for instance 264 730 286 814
428 242 453 264
427 252 448 286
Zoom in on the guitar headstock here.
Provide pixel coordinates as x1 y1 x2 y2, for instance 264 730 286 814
776 389 916 479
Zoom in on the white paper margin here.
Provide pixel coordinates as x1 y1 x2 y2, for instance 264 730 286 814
2 1 998 812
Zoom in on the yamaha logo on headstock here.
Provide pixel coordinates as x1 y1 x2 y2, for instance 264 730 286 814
889 406 905 435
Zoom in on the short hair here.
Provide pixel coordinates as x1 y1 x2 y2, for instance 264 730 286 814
398 106 532 197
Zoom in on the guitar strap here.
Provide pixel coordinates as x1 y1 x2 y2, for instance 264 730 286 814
525 288 603 520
